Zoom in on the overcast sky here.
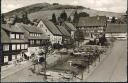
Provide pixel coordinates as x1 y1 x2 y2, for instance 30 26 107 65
1 0 127 13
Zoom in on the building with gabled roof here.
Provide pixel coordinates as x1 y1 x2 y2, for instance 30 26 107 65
1 24 28 65
62 22 77 39
37 19 63 44
77 16 107 39
16 23 49 55
105 24 127 39
56 25 72 45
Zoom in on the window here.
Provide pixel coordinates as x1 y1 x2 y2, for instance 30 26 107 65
4 56 8 62
20 34 24 39
3 44 9 51
36 40 40 44
16 34 20 39
17 44 20 50
30 33 32 36
35 34 37 36
25 44 28 49
21 44 24 49
12 44 16 50
40 24 43 27
30 40 34 45
10 33 15 39
32 33 34 36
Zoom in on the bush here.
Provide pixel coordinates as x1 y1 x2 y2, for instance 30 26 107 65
53 43 62 49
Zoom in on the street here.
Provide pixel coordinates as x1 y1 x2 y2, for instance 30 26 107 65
83 40 127 82
1 40 127 82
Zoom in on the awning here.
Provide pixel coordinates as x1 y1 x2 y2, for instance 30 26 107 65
24 52 31 57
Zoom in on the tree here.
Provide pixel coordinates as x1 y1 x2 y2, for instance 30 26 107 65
1 14 6 24
21 11 31 24
111 16 116 23
99 34 107 46
74 29 84 46
73 11 79 26
13 14 22 24
67 16 71 22
60 10 67 21
79 12 89 17
51 13 57 24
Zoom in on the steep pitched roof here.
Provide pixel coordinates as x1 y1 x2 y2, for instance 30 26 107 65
77 16 107 27
106 24 127 33
64 22 76 31
1 29 10 43
56 25 70 37
1 24 24 33
16 23 42 33
17 23 49 40
41 19 62 36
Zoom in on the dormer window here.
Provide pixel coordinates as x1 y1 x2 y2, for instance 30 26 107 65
40 24 43 27
10 33 15 39
16 34 20 39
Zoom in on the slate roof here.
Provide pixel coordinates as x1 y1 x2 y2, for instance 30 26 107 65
17 23 49 40
105 24 127 33
15 23 43 33
56 25 71 37
1 29 10 43
41 19 63 36
77 16 107 27
64 22 77 31
1 24 24 33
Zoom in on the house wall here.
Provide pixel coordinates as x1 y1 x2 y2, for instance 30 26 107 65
2 43 28 65
37 21 62 44
78 26 105 39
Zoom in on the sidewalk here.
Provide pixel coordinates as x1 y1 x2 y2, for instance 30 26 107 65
1 60 33 79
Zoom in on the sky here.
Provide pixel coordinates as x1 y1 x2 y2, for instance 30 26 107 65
1 0 127 13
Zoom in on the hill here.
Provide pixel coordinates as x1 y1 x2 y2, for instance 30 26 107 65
3 3 124 20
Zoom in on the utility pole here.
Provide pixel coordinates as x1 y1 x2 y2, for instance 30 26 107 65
44 41 49 81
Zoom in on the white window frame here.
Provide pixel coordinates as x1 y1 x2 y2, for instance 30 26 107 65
25 44 27 49
16 34 20 39
12 44 16 50
21 44 24 49
3 44 9 51
17 44 20 50
10 33 15 39
4 56 8 62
